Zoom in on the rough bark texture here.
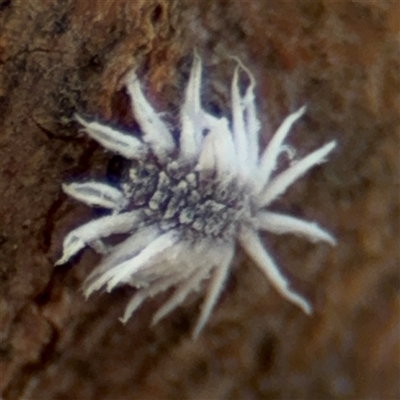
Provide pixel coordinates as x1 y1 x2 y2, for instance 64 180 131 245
1 0 399 399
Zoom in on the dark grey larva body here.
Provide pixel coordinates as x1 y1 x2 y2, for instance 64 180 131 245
122 157 250 241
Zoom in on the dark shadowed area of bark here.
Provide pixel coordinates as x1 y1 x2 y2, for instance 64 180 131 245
0 1 399 399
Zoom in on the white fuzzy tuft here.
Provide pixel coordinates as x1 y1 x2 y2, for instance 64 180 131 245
56 54 336 338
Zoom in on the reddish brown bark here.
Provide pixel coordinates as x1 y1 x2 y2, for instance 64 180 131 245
1 1 398 399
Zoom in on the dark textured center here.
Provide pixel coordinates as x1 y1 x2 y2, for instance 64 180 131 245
122 158 249 240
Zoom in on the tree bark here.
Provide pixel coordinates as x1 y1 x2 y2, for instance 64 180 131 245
1 0 399 399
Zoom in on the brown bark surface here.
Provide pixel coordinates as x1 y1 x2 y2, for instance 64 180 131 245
1 1 399 399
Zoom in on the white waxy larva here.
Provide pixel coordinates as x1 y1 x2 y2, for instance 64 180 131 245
56 54 337 338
